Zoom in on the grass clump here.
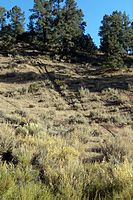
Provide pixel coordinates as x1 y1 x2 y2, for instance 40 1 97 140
28 83 40 94
0 163 54 200
16 122 43 136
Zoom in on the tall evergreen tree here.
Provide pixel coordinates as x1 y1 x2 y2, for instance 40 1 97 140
99 11 132 68
8 6 25 36
0 6 25 52
29 0 86 55
29 0 54 45
58 0 85 54
0 6 7 31
99 11 132 54
51 0 86 55
0 6 13 52
129 21 133 47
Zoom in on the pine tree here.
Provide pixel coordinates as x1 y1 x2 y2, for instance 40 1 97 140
49 0 65 49
99 11 132 68
0 6 13 52
28 15 35 35
54 0 85 55
129 22 133 47
0 6 7 31
58 0 85 55
8 6 25 36
99 11 132 55
29 0 54 46
29 0 86 55
0 6 25 52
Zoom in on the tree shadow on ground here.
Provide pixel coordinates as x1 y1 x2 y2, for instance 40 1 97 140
0 63 132 93
48 72 132 92
0 71 42 83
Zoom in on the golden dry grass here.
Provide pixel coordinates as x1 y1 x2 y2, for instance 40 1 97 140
0 54 133 199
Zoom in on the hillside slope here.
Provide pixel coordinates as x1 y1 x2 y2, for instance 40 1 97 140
0 54 133 199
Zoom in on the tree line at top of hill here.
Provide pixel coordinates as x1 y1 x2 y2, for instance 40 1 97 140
0 0 133 67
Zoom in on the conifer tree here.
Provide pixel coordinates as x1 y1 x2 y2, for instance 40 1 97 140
29 0 86 55
8 6 25 36
50 0 64 48
29 0 54 46
0 6 13 52
58 0 85 54
99 11 131 68
0 6 25 52
129 22 133 47
0 6 7 31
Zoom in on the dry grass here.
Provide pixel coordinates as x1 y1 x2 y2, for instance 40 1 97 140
0 54 133 199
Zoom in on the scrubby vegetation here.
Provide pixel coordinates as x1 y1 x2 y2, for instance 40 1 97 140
0 54 133 199
0 0 133 199
0 119 133 199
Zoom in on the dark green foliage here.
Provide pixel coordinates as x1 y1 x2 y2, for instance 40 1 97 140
55 0 86 55
0 2 96 58
0 6 6 31
0 7 14 52
99 11 131 55
129 22 133 47
0 2 132 62
29 0 55 48
75 34 97 55
29 0 86 55
99 11 132 68
0 26 16 52
0 6 25 53
7 6 25 36
105 54 124 69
